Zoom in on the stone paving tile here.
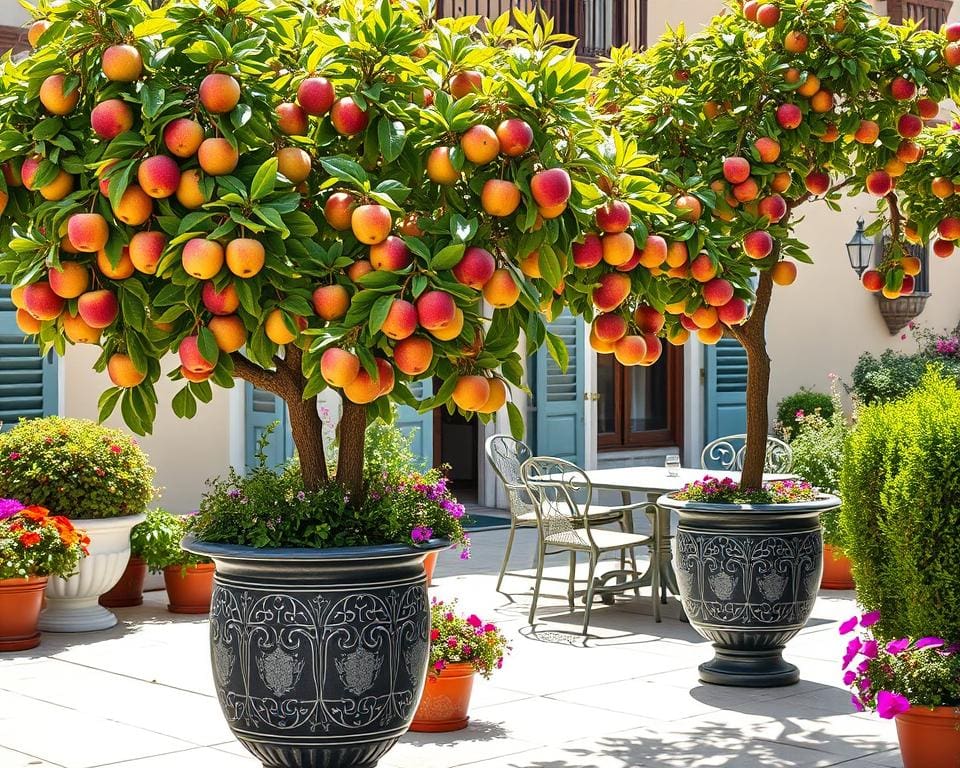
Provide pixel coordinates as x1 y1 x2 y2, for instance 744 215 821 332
91 746 259 767
0 744 63 767
0 692 195 768
0 658 234 746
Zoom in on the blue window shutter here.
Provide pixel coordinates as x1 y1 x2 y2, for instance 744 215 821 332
395 378 433 467
0 285 58 430
704 337 748 442
534 310 585 466
244 384 293 469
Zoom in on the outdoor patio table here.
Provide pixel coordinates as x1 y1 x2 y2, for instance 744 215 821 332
583 466 795 609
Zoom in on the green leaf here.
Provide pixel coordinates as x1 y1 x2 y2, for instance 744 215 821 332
98 387 123 423
546 331 569 373
141 84 165 119
197 327 220 367
319 157 368 187
251 157 278 200
368 294 393 334
431 243 465 271
507 401 525 440
172 386 197 419
377 117 407 163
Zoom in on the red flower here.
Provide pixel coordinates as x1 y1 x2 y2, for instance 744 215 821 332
19 532 41 548
430 629 440 641
110 445 122 454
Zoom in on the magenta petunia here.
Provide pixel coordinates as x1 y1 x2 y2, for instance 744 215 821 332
885 638 910 656
876 690 910 720
842 670 856 686
862 640 878 659
914 637 945 650
851 694 865 713
466 614 482 628
860 611 881 628
0 498 25 520
839 616 858 635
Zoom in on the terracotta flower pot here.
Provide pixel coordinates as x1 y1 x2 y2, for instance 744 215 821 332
0 576 48 651
821 543 855 590
895 706 960 768
163 563 214 614
423 551 439 586
99 556 148 607
410 662 476 732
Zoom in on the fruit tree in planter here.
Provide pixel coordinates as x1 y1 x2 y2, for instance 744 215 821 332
0 0 671 498
592 0 960 487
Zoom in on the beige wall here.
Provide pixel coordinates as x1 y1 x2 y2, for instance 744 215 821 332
0 0 30 27
60 347 235 514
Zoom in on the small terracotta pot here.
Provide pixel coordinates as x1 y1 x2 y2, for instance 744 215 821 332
410 662 476 732
423 551 439 586
821 543 855 590
895 706 960 768
0 576 48 651
99 556 148 607
163 563 214 614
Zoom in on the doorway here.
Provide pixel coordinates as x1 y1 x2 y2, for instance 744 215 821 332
434 404 480 503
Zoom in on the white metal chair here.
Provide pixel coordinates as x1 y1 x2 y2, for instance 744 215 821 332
521 456 660 634
700 434 793 473
484 435 627 594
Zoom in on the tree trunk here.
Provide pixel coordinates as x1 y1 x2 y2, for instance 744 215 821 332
231 347 329 491
287 393 327 492
730 271 774 490
336 397 367 502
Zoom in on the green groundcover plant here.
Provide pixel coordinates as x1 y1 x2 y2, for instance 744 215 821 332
189 420 469 553
0 499 89 579
428 598 509 678
132 507 208 572
0 417 155 519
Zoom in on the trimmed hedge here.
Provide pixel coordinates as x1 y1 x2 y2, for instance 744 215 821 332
851 350 960 405
776 388 834 440
840 372 960 641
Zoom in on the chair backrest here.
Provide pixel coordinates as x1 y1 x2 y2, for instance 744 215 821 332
520 456 591 545
485 435 534 521
700 434 794 473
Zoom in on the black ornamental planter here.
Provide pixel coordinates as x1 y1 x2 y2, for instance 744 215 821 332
182 536 447 768
657 494 840 688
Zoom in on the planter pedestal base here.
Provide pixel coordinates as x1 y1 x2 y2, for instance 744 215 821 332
0 630 40 652
39 598 117 633
699 647 798 687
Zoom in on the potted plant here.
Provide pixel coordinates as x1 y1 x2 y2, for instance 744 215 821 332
137 509 214 613
410 599 509 732
840 371 960 766
787 385 854 589
842 612 960 768
0 418 154 632
99 519 150 608
659 478 839 686
0 500 89 650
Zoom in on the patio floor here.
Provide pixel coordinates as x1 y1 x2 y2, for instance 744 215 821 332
0 519 901 768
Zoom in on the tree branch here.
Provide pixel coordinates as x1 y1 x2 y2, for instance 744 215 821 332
231 352 280 394
886 191 903 241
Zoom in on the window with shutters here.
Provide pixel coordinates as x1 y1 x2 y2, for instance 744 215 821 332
0 286 58 430
888 0 953 30
434 1 647 61
597 344 683 450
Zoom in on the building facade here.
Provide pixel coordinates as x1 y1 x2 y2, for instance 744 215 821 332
3 0 960 512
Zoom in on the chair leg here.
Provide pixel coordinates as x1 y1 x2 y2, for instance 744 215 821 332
496 521 518 594
618 518 627 571
581 553 599 636
651 515 662 624
528 539 547 626
567 550 576 609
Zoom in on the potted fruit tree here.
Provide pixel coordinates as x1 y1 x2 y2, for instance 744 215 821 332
0 1 672 763
137 508 214 613
593 0 960 685
0 418 154 632
0 500 89 651
840 371 960 767
410 599 509 733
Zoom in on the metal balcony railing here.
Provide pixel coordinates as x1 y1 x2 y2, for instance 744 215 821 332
888 0 953 30
435 0 647 60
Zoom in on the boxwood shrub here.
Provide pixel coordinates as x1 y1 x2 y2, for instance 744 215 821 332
0 417 155 519
776 388 834 440
850 350 960 405
840 372 960 641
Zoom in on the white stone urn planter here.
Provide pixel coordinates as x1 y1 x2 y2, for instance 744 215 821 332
39 513 145 632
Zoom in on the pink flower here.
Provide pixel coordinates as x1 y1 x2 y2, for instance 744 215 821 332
885 638 910 655
434 660 446 672
484 623 497 633
851 694 865 712
467 614 482 628
842 670 856 686
860 611 881 628
862 640 878 659
8 452 20 461
463 645 472 656
915 637 945 650
447 636 458 648
876 690 910 720
843 637 862 669
839 616 858 635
